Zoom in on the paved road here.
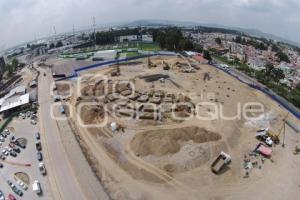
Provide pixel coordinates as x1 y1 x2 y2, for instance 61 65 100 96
38 67 85 200
38 66 110 200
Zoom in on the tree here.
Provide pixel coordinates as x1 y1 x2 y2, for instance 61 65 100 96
11 58 18 69
276 51 290 63
265 62 274 76
49 43 55 49
271 44 280 52
195 45 203 53
270 68 285 83
203 50 212 61
215 37 222 45
235 36 242 43
5 58 19 77
56 41 63 48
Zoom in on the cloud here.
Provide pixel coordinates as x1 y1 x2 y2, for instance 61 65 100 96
0 0 300 49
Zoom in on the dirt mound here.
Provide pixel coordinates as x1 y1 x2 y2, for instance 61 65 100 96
130 126 221 157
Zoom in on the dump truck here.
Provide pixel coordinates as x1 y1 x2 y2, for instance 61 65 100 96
211 152 231 174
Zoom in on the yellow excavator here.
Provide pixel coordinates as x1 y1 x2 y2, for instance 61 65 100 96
266 114 288 146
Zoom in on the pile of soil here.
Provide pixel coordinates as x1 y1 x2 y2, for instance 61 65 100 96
130 126 221 157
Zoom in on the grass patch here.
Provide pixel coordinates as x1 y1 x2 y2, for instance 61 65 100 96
138 43 160 51
126 52 140 58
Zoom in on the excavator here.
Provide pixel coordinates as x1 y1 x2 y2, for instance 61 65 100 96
111 62 120 77
266 114 288 146
147 56 156 68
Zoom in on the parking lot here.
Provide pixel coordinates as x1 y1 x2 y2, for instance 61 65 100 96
0 114 52 200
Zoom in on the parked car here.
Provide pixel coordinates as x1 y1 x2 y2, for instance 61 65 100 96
2 149 8 156
13 147 20 153
31 120 37 125
7 194 16 200
4 129 10 135
35 132 40 140
16 180 28 191
37 152 43 161
10 151 17 157
15 141 26 149
7 180 23 196
0 190 4 200
32 180 42 195
39 162 47 175
36 142 42 151
10 136 15 141
9 143 15 148
0 155 5 160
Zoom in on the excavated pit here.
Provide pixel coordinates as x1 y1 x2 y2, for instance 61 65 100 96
130 126 221 157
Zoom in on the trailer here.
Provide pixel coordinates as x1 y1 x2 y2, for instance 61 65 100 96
211 152 231 174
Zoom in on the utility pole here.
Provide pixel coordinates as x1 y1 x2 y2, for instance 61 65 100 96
72 24 76 44
92 16 96 46
53 26 57 39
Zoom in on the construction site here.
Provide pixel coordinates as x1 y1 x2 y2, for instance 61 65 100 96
56 55 300 200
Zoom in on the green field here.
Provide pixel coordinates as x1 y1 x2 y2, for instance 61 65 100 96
138 43 160 51
126 52 140 58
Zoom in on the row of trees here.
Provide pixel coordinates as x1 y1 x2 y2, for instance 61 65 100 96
235 36 268 50
92 28 140 45
151 28 187 51
4 58 19 77
49 41 63 49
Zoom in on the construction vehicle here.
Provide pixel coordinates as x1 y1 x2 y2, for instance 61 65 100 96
147 56 156 68
163 61 170 70
266 115 288 145
111 63 120 77
294 146 300 155
256 129 273 146
211 152 231 174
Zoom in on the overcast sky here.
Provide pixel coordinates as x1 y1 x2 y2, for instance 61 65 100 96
1 0 300 50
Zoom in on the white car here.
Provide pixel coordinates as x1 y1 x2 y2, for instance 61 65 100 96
17 179 28 191
0 190 4 200
3 129 10 136
2 150 8 156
